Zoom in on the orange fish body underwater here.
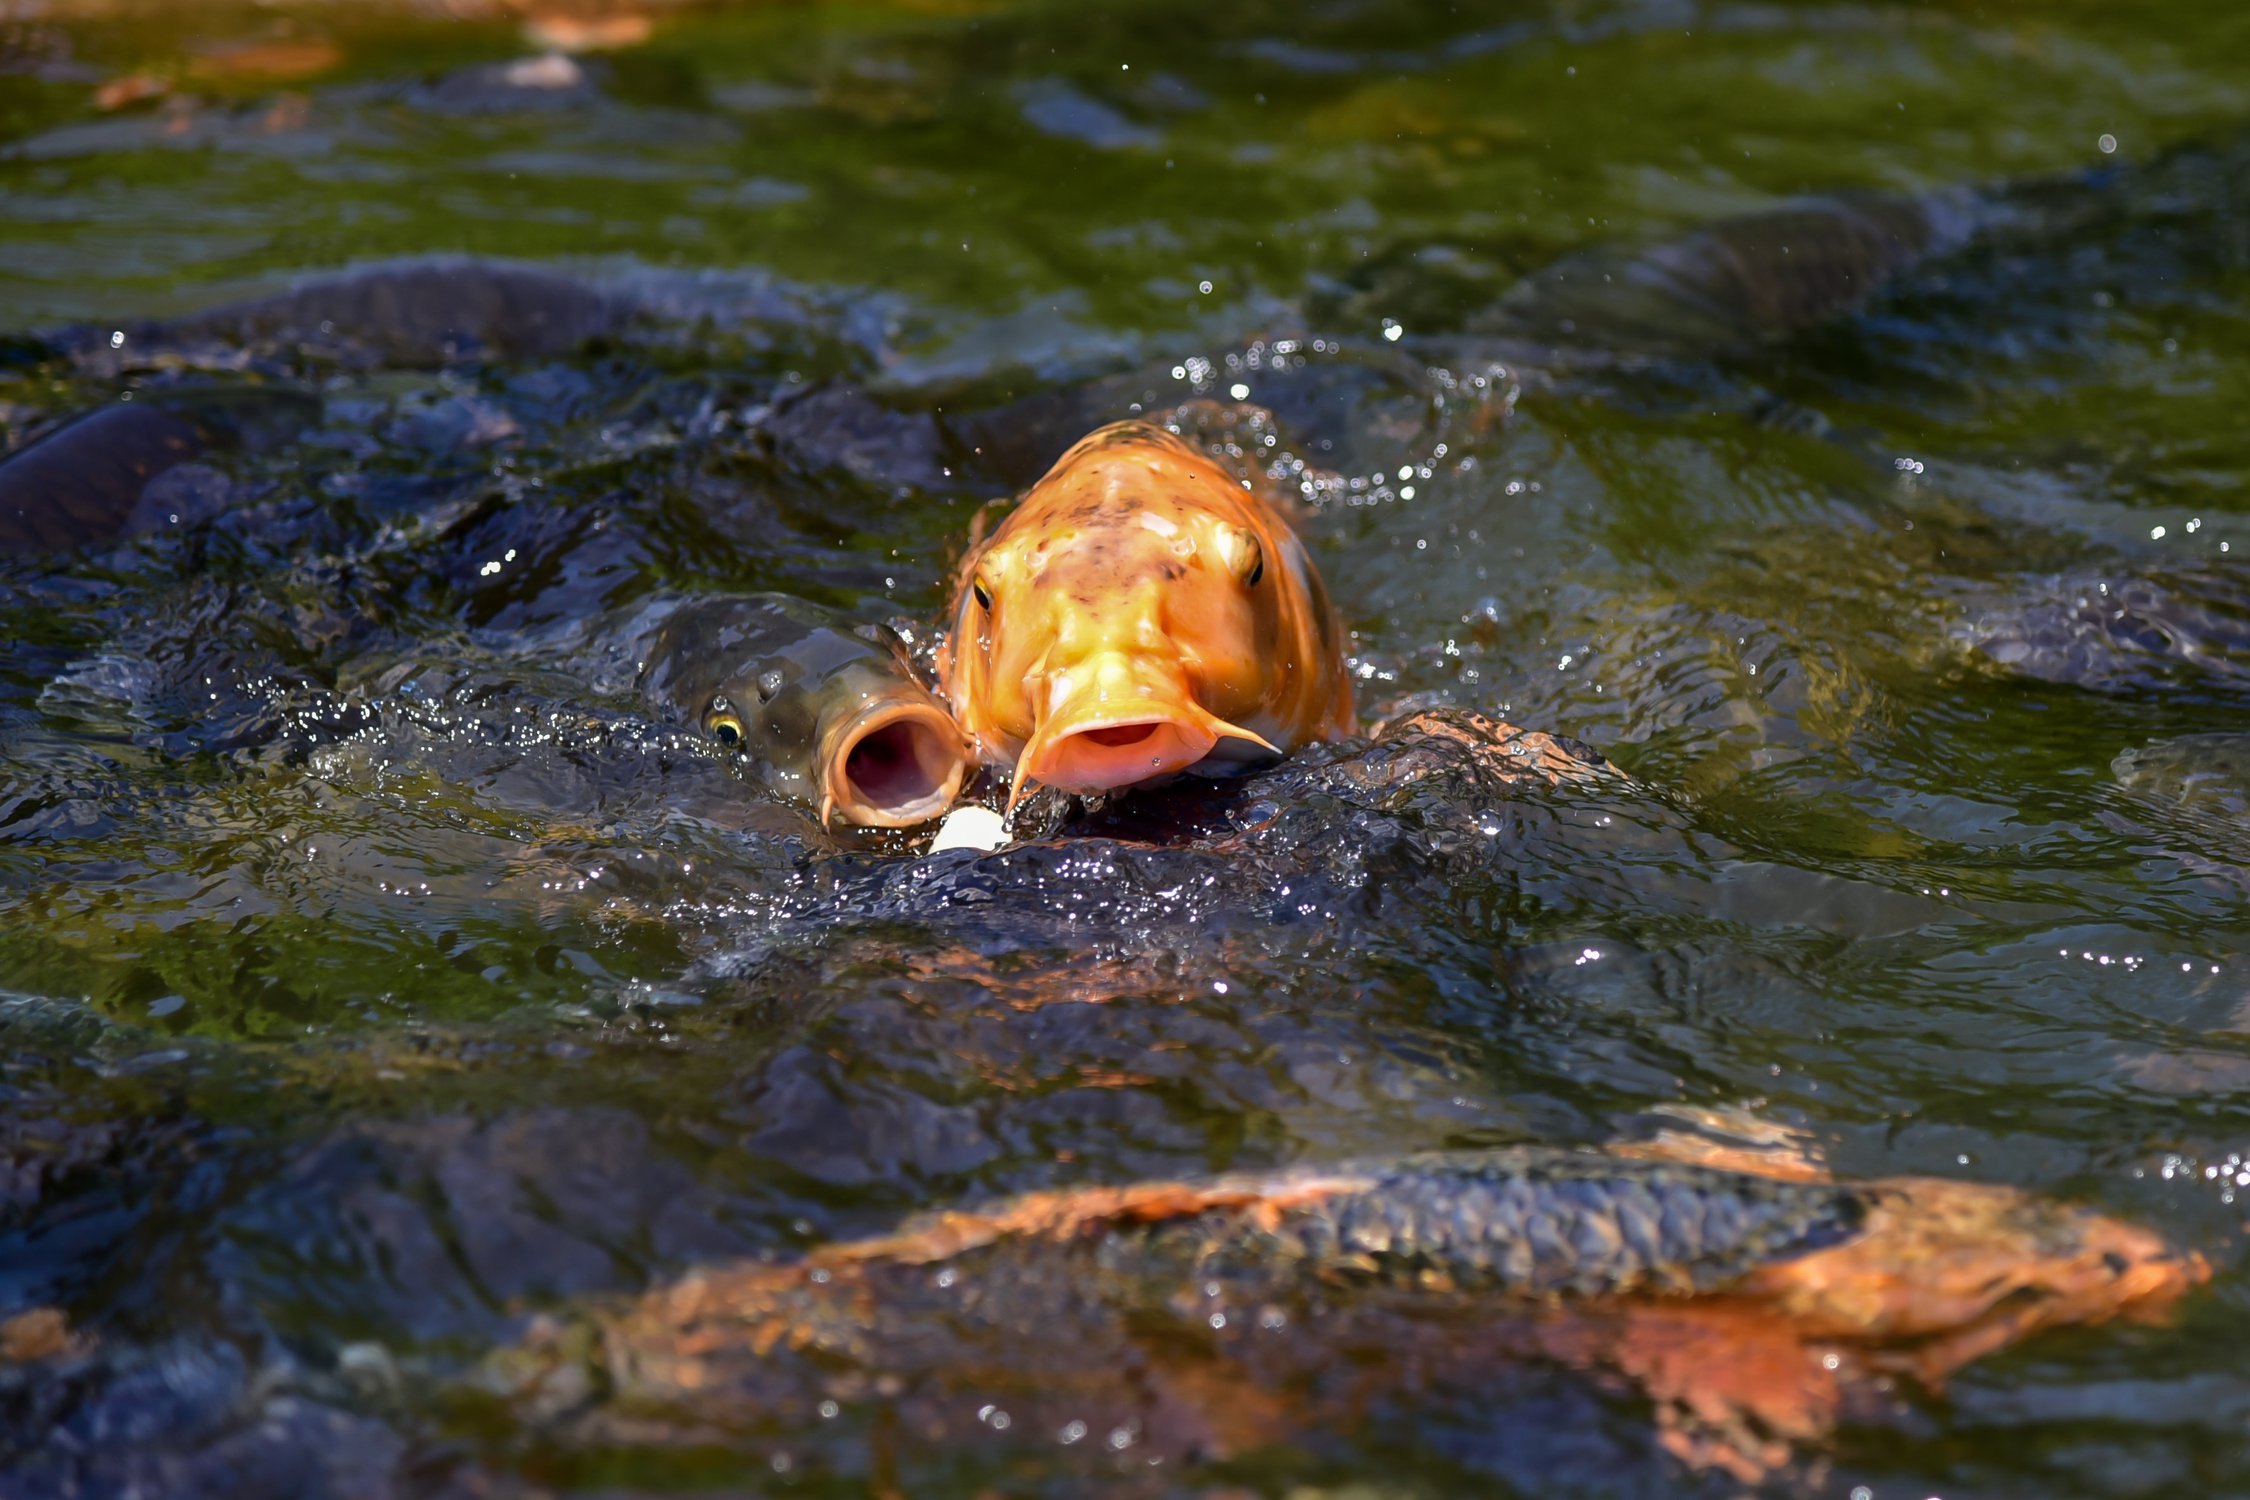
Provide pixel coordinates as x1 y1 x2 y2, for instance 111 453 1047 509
940 420 1355 805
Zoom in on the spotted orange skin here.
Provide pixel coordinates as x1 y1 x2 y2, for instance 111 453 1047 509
939 421 1355 798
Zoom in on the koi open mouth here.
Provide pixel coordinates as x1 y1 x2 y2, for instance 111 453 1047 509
1013 671 1276 808
1031 714 1218 794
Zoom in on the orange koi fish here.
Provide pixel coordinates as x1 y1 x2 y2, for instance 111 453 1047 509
939 420 1355 806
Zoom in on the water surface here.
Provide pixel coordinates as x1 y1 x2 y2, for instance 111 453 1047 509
5 1 2250 1494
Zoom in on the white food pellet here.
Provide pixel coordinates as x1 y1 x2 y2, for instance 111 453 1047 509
928 805 1008 854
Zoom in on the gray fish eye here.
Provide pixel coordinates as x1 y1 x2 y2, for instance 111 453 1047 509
705 695 745 746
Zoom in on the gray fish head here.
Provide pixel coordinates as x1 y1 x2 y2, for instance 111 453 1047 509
641 595 968 827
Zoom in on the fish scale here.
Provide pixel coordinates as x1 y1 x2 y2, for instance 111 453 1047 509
1134 1151 1867 1299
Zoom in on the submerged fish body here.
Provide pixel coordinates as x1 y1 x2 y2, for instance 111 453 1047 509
2114 732 2250 816
939 420 1355 804
1471 188 1983 364
639 595 967 828
494 1146 2203 1487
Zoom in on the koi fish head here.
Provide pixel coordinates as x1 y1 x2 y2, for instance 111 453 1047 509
941 422 1352 805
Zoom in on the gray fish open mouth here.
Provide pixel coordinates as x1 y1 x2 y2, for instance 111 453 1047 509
826 700 968 827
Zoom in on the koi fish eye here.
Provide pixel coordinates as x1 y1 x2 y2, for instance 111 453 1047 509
1215 524 1264 587
971 575 994 611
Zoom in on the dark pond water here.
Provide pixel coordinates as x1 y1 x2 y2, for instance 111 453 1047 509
6 0 2250 1494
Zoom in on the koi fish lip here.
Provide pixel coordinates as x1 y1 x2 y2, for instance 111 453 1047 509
1024 705 1222 796
1016 668 1280 802
820 696 969 828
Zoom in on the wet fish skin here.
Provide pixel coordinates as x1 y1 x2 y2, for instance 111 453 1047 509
638 594 966 828
1469 190 1982 364
940 419 1355 805
1026 1150 1869 1300
0 403 205 555
1274 1153 1861 1296
161 257 624 370
0 385 321 556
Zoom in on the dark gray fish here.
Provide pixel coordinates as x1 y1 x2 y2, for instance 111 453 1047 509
1301 133 2176 383
157 258 624 369
0 385 319 555
1474 189 1983 363
639 595 968 828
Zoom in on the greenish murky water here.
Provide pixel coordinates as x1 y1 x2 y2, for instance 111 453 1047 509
6 1 2250 1494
